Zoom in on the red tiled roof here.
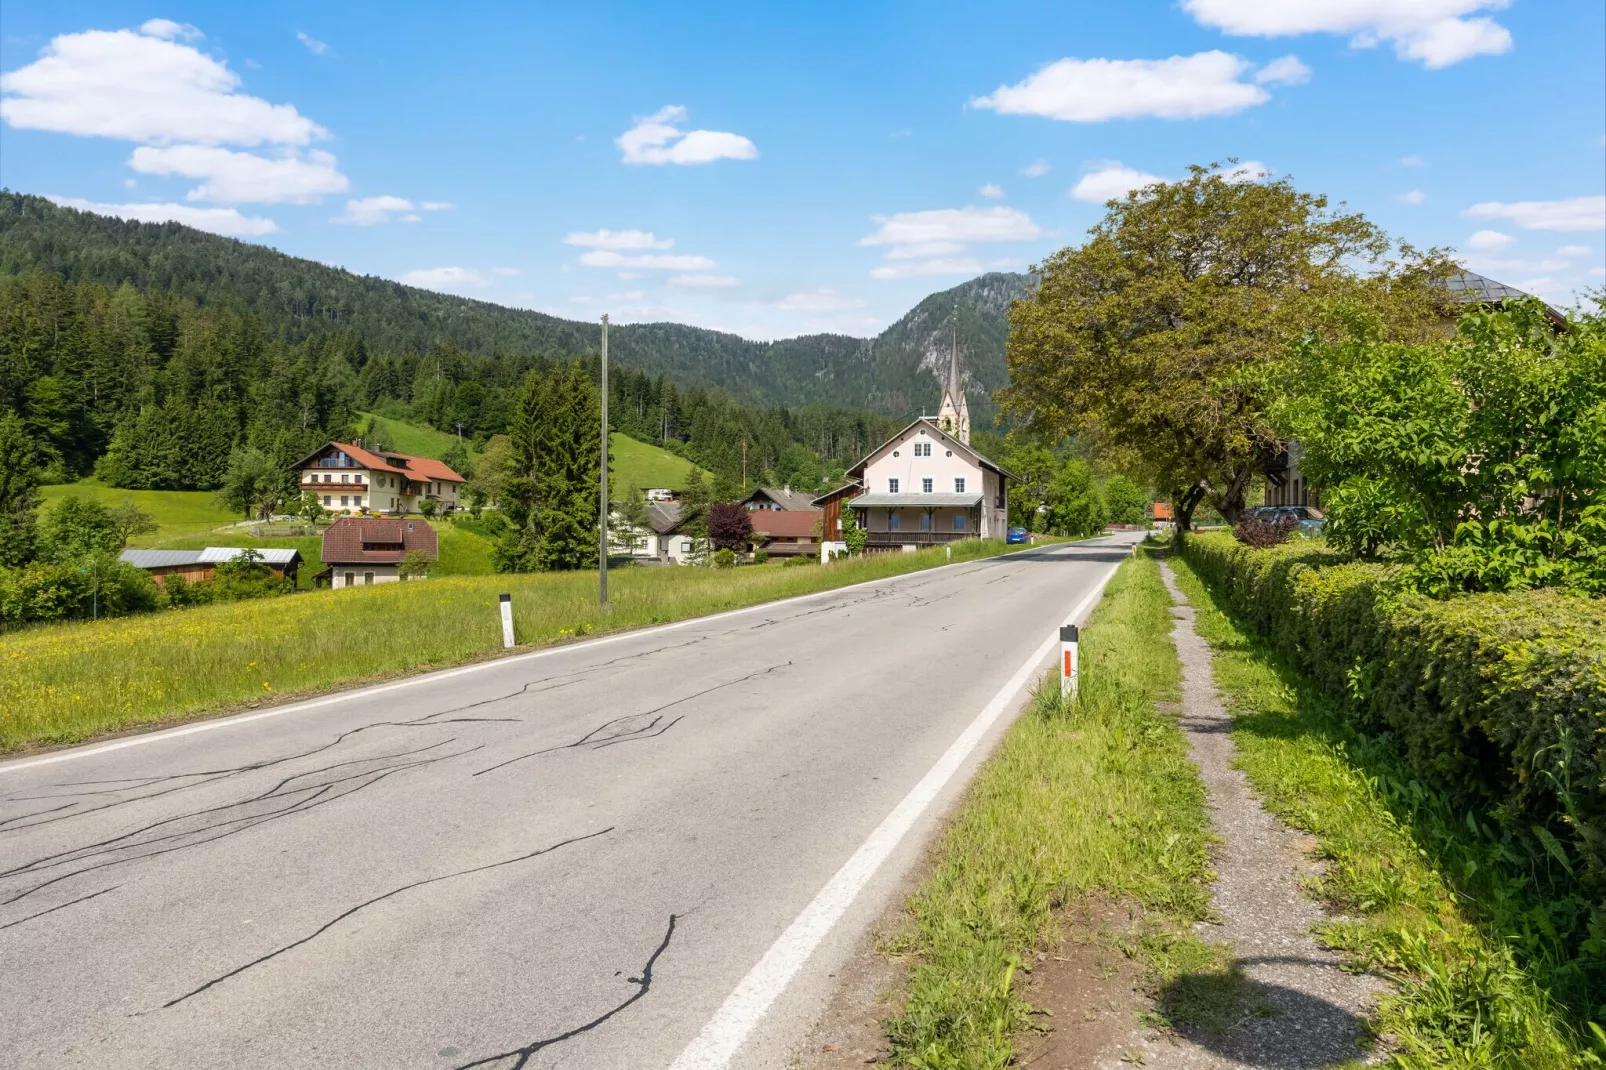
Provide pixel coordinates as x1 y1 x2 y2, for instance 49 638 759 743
321 517 438 564
299 442 465 483
748 510 820 539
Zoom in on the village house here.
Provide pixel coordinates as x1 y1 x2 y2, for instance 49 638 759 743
747 509 820 558
317 516 438 588
291 442 465 516
118 547 302 587
831 314 1012 550
741 486 816 512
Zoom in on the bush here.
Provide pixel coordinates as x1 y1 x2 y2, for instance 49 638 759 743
1231 514 1299 548
0 555 160 627
451 512 509 539
712 548 736 569
751 550 768 564
783 553 816 567
1180 532 1606 909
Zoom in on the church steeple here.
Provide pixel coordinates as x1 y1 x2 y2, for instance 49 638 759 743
936 300 970 444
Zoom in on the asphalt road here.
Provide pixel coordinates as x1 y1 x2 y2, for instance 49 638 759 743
1 534 1139 1069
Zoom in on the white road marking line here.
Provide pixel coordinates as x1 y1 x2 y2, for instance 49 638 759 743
666 550 1130 1070
1 538 1121 775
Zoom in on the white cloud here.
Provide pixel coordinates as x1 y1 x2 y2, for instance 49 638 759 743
978 183 1005 199
1022 160 1052 178
138 19 201 42
1589 267 1606 278
1466 229 1515 251
861 205 1040 279
333 195 415 225
1181 1 1513 69
1395 188 1426 205
668 274 739 288
860 206 1041 248
129 144 347 203
399 266 491 291
617 105 758 165
1464 196 1606 231
577 250 716 270
46 195 277 236
563 228 673 250
420 201 453 211
1400 154 1426 167
1 24 325 146
296 32 328 56
1072 162 1166 203
1556 245 1591 258
1256 54 1312 84
972 51 1270 122
871 258 988 279
778 289 867 311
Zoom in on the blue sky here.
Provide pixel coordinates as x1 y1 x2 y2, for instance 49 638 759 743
2 2 1602 339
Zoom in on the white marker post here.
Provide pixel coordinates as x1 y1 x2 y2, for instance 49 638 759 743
1060 624 1079 701
499 593 515 650
945 544 951 561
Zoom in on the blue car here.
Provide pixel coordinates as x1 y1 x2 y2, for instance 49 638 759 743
1006 526 1029 544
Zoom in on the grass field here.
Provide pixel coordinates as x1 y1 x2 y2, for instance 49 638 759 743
1165 554 1592 1068
361 411 707 498
0 538 1021 753
39 479 238 545
882 548 1224 1066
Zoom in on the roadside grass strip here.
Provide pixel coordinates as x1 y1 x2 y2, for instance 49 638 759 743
1 539 1025 754
883 548 1226 1068
1165 554 1599 1068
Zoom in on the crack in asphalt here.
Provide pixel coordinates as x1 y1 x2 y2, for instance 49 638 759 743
1 744 481 906
0 884 121 931
162 827 615 1008
473 662 791 777
449 912 677 1070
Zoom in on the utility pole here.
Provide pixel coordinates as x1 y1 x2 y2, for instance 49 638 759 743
599 315 610 608
741 439 748 490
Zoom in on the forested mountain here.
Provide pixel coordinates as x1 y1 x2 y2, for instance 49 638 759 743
0 192 1028 422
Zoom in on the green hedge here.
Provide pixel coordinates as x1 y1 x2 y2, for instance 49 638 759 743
1180 532 1606 896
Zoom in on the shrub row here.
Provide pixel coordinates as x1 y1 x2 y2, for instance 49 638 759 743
0 556 160 628
1179 532 1606 897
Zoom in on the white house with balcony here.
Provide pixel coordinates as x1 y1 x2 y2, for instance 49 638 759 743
845 419 1012 549
290 441 465 515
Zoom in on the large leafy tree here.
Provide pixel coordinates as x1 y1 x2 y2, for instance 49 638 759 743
1001 163 1455 531
0 413 41 566
496 364 604 572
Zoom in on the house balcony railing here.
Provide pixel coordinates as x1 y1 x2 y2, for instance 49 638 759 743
864 530 975 546
303 476 365 486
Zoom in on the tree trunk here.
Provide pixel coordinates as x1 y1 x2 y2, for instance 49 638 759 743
1173 483 1207 547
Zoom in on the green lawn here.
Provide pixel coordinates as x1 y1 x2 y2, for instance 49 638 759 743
360 413 705 500
1 538 1019 752
39 479 238 545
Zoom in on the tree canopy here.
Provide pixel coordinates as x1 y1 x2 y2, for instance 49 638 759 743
1000 163 1456 530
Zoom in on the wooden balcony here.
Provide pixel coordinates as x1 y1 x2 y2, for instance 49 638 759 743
864 530 975 547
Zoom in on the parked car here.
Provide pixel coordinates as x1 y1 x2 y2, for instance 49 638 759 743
1006 526 1030 544
1245 505 1325 535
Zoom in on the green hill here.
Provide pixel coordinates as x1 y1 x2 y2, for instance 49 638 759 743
39 479 238 546
0 191 1025 422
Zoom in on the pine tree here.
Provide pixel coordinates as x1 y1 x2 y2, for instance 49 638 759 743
495 365 604 571
0 413 42 566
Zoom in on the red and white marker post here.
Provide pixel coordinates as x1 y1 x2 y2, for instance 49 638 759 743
1060 623 1079 701
499 593 515 649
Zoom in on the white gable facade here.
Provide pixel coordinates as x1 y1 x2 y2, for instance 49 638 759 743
848 419 1009 549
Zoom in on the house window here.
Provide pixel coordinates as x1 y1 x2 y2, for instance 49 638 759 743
354 495 363 507
913 442 930 457
364 572 374 585
340 495 349 506
888 478 900 493
344 572 355 587
921 512 931 530
341 474 350 483
922 478 933 493
954 513 967 531
954 478 966 493
323 495 331 505
889 511 901 530
323 474 331 483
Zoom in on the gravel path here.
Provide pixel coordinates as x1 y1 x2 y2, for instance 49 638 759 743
1095 562 1388 1069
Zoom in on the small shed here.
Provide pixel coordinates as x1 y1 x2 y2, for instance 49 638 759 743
119 547 302 587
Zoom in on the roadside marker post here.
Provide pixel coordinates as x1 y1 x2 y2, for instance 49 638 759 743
499 593 515 649
1060 624 1078 701
945 545 951 561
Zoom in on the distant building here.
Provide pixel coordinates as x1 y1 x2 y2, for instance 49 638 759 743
748 510 821 558
845 419 1011 549
646 500 697 563
319 517 437 588
119 547 302 587
291 441 465 516
741 486 817 512
646 488 679 502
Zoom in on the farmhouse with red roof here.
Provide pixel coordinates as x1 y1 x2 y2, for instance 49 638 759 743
291 441 465 516
318 516 438 588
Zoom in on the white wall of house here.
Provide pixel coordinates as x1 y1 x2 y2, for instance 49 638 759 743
331 564 402 587
858 422 1007 538
299 466 461 514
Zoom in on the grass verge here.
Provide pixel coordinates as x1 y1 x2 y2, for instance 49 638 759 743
1165 552 1602 1068
882 547 1225 1068
1 538 1021 754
